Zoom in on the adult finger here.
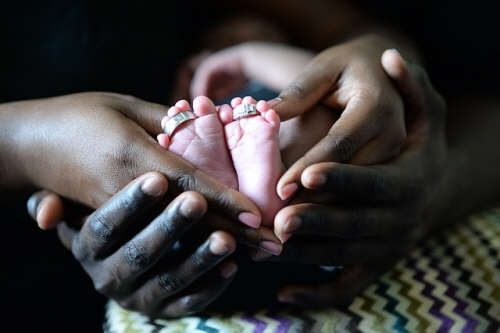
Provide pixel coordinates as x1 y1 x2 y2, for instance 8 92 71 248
27 190 64 230
381 49 446 135
276 71 405 201
95 191 209 292
272 58 341 121
298 161 418 203
155 259 238 318
273 202 400 242
116 231 237 315
252 235 404 266
60 172 168 259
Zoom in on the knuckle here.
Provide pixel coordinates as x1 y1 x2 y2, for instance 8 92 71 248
158 272 185 295
209 189 234 214
232 224 250 243
123 240 149 269
189 252 208 268
175 169 199 193
88 212 113 242
175 172 193 191
119 190 142 215
281 82 307 98
156 211 179 239
191 243 221 267
328 134 358 162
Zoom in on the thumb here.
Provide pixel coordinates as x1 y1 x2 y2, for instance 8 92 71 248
272 61 340 121
113 95 168 136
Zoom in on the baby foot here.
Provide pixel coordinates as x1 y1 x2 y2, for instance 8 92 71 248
158 96 238 189
220 96 285 227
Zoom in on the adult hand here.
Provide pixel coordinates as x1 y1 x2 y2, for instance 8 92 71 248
255 49 448 307
2 92 262 228
29 172 277 318
273 35 412 200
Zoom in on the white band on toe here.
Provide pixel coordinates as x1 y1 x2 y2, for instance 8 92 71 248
232 103 259 120
163 110 197 137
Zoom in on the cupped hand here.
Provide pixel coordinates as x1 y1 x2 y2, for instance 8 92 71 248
274 35 410 201
255 49 448 307
38 172 239 318
10 92 262 227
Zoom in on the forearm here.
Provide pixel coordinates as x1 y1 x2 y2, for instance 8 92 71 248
434 97 500 225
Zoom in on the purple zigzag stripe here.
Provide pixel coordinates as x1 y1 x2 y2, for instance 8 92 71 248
419 244 454 332
441 242 479 331
410 249 452 332
265 310 293 333
242 311 267 333
404 257 432 331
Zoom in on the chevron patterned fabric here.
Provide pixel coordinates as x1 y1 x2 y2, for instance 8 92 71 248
104 206 500 333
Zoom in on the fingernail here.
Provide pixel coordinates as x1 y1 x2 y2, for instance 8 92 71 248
141 176 164 196
305 173 327 187
220 262 238 279
259 241 282 256
252 249 273 260
238 212 261 228
209 237 231 256
267 97 282 107
179 197 203 219
278 182 299 201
